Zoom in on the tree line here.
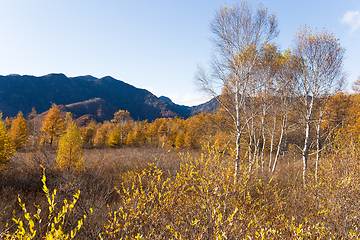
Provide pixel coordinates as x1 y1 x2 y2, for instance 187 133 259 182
196 1 347 182
0 103 232 168
1 84 360 172
0 1 355 183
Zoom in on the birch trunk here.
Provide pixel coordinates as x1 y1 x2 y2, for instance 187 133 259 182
302 111 312 184
268 116 276 172
272 114 287 173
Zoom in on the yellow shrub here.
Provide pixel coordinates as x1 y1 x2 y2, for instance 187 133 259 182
5 166 90 239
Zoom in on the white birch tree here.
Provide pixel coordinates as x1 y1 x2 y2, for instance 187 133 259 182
292 25 345 183
197 1 279 176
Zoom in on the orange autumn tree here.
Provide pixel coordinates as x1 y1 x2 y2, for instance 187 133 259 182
166 117 184 148
80 120 98 146
145 118 163 147
93 121 112 148
110 110 132 146
41 103 65 146
8 111 28 150
327 92 360 138
0 113 15 164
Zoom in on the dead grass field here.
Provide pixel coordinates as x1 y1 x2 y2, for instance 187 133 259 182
1 143 360 239
0 147 199 238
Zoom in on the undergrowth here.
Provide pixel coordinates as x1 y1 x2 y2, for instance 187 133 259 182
0 142 360 239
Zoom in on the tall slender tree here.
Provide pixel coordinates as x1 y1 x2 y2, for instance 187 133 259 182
27 107 40 148
292 25 345 182
111 110 131 146
0 113 15 164
9 111 29 150
197 1 279 176
41 104 65 146
56 120 83 170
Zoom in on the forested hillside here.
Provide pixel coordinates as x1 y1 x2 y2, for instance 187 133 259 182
0 73 217 122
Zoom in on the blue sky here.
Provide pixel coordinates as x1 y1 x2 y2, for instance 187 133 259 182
0 0 359 106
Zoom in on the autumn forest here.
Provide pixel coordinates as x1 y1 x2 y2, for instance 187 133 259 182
1 1 360 239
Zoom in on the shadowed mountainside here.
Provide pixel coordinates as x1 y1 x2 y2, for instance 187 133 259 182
159 95 218 118
0 73 218 121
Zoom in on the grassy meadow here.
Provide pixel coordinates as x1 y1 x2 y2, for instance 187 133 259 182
1 138 360 239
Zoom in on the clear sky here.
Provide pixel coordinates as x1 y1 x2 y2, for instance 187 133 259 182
0 0 359 106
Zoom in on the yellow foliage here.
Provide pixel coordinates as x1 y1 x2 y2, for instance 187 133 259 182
9 111 29 150
175 130 185 148
112 109 131 124
5 167 89 239
80 120 97 145
129 120 148 147
0 114 15 165
102 143 241 239
107 126 122 147
41 104 65 146
56 122 83 170
100 141 360 238
93 121 111 148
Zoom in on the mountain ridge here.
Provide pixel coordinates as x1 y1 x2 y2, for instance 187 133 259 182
0 73 218 121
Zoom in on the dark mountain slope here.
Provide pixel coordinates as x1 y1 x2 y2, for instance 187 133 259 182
0 74 182 121
159 95 219 117
159 96 192 118
0 74 95 117
190 97 219 115
65 98 119 121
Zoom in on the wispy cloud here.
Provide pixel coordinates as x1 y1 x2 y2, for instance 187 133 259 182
341 10 360 34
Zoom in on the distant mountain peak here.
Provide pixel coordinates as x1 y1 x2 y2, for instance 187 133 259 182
82 75 98 80
159 96 175 106
101 76 116 81
45 73 67 78
70 75 98 81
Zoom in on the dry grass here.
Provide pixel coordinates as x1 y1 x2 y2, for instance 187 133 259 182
1 141 360 239
0 146 193 239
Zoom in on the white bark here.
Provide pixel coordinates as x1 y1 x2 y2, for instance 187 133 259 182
272 113 287 173
196 2 279 178
292 26 345 184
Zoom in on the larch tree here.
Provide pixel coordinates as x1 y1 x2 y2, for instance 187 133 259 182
197 1 279 176
64 112 75 127
5 117 11 130
111 110 131 146
146 118 162 147
56 120 83 170
41 103 65 146
132 120 148 147
107 127 122 147
27 107 40 148
80 120 98 146
0 113 15 165
292 25 345 182
175 130 185 148
9 111 29 150
93 121 112 148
